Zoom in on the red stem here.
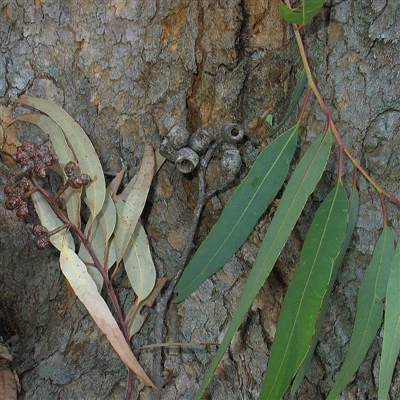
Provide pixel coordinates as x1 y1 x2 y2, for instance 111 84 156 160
284 4 400 206
379 193 387 226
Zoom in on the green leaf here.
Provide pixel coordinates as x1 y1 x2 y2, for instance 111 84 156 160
174 125 299 302
123 222 156 302
14 113 81 227
59 244 156 388
31 191 75 252
378 242 400 399
260 181 348 399
266 114 274 126
114 143 155 266
14 97 106 219
327 225 395 400
269 70 308 137
279 0 325 25
292 187 359 393
193 132 332 400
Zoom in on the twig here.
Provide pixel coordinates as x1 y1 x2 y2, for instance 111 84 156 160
151 140 231 397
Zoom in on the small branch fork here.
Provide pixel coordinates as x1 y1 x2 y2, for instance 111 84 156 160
151 139 234 398
284 0 400 213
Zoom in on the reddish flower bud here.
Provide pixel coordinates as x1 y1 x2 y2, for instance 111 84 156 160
69 176 83 189
79 173 91 185
5 196 21 210
16 202 29 219
35 234 50 249
31 223 49 236
64 161 77 177
35 163 48 178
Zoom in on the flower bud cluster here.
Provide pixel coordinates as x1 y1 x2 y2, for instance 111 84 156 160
4 170 30 219
64 161 92 189
159 123 244 176
15 141 57 178
31 223 50 250
3 141 58 219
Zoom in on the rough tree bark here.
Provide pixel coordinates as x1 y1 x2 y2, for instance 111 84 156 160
0 1 399 399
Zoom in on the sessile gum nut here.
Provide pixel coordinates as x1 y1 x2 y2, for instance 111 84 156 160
159 138 177 162
175 147 199 174
166 125 190 150
221 123 245 144
221 148 242 176
188 128 214 154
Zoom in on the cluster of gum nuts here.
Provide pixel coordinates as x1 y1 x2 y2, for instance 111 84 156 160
3 140 92 249
159 123 244 177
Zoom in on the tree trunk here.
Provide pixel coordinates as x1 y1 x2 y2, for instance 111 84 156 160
0 1 399 399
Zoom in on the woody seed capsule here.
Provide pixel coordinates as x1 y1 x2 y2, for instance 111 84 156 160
159 138 177 162
175 147 199 174
166 125 190 150
221 148 242 176
221 123 245 144
188 128 214 154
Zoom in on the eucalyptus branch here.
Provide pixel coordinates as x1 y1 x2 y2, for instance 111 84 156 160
287 9 400 206
30 176 135 399
151 139 231 397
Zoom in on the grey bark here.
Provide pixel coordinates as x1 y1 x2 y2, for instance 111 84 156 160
0 1 399 399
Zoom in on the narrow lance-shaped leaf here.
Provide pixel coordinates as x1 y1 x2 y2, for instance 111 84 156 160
269 70 308 137
292 187 360 393
378 241 400 399
327 225 395 400
193 132 332 400
14 97 106 219
175 125 299 302
260 181 348 399
31 191 75 251
15 113 81 227
59 244 156 388
78 190 116 291
123 222 156 303
114 143 155 266
279 0 325 25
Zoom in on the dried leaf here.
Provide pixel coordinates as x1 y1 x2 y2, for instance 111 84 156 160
108 168 127 200
123 222 156 302
0 366 17 400
0 105 21 167
78 190 116 291
114 143 155 266
126 277 168 339
59 244 156 388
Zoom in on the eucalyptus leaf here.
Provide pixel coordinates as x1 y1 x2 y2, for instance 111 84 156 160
378 242 400 399
175 125 299 302
123 222 156 302
78 190 116 291
269 69 308 137
114 143 155 266
14 113 81 227
31 191 75 252
59 244 156 388
14 97 106 219
194 132 332 400
292 187 359 393
278 0 325 25
260 181 348 399
327 225 395 399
